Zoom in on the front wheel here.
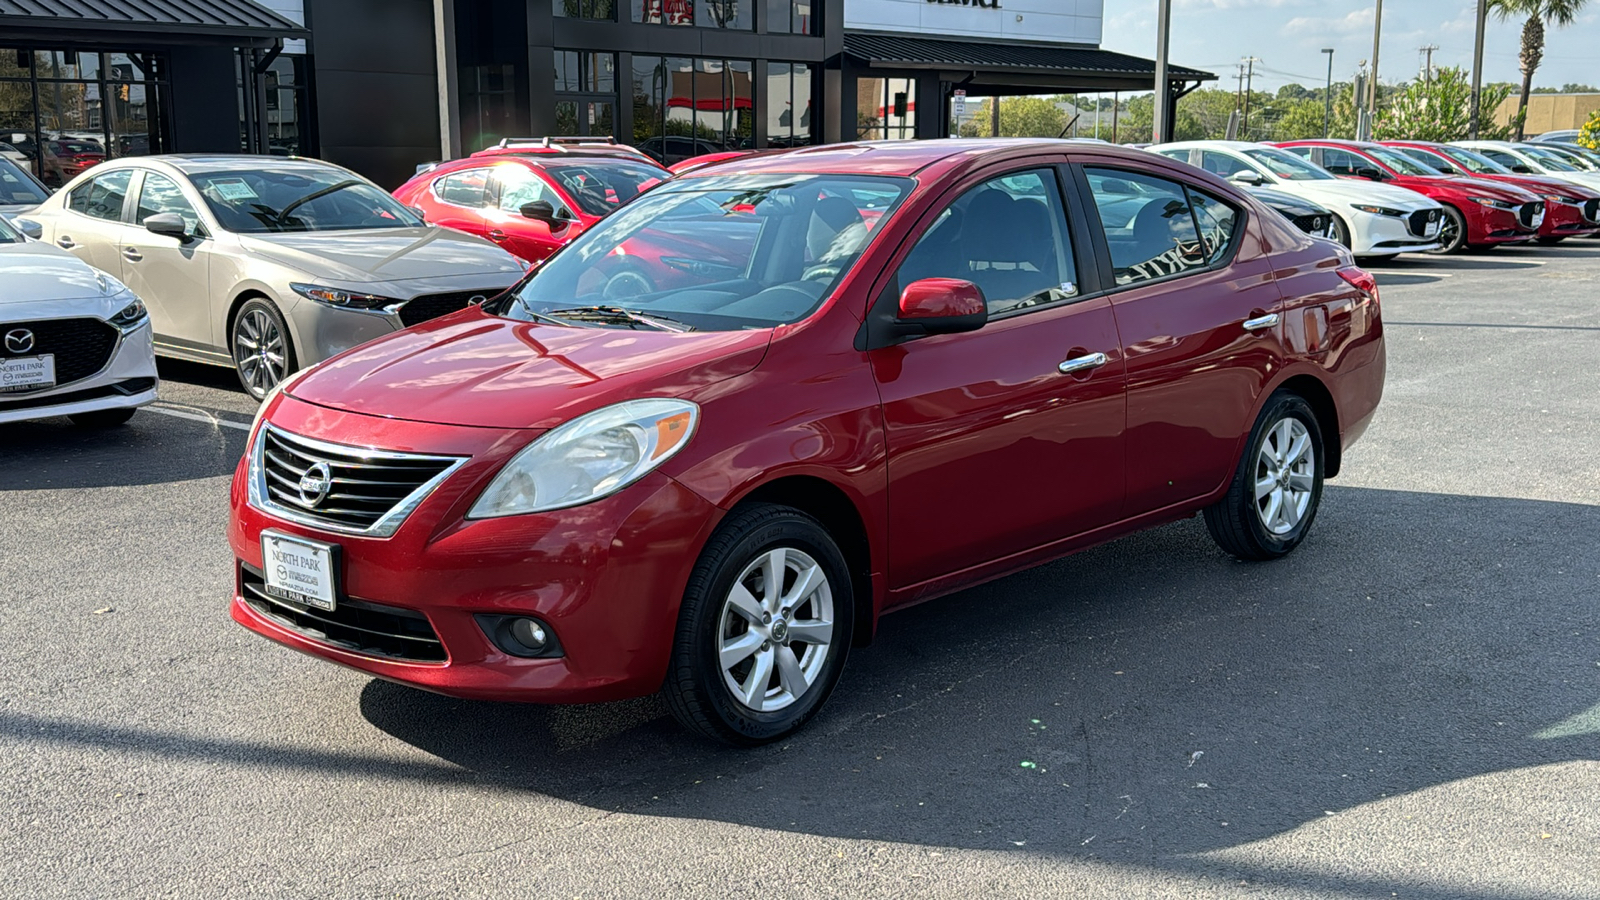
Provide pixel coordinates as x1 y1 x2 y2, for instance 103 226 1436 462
1329 215 1352 249
232 298 296 401
1427 206 1468 254
664 503 854 746
1203 392 1325 561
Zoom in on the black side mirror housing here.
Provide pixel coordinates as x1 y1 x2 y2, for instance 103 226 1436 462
1356 167 1386 181
521 200 560 224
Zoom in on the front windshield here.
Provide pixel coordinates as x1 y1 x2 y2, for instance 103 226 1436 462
497 173 912 332
189 166 424 233
51 140 101 155
1241 147 1336 181
0 215 21 243
1367 147 1438 176
1436 146 1511 175
1519 146 1579 171
542 161 667 216
0 158 48 205
1539 146 1598 171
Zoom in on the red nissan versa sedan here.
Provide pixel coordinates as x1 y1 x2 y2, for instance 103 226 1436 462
393 147 668 265
1379 140 1600 244
229 140 1386 746
1275 139 1544 253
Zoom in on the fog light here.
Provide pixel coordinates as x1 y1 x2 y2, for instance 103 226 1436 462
510 618 547 652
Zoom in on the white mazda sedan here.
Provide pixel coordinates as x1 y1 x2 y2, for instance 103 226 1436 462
0 214 157 427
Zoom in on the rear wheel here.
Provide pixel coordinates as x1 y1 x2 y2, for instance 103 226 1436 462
1204 391 1325 561
1427 205 1468 254
69 408 136 428
664 503 854 746
231 298 296 401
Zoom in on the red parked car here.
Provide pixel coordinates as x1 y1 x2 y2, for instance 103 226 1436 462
1379 140 1600 244
393 145 668 265
1275 139 1544 253
669 150 757 176
229 140 1386 745
41 139 105 186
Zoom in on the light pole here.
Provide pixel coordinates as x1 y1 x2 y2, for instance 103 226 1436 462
1367 0 1384 127
1153 0 1172 143
1322 48 1335 137
1469 0 1488 138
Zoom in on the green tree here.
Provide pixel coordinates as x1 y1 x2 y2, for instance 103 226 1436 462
956 96 1068 138
1489 0 1591 139
1374 67 1517 141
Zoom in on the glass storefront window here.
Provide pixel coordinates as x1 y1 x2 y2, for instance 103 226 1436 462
555 51 615 94
2 46 169 183
697 0 751 29
555 0 617 18
857 77 916 141
765 0 813 34
461 64 520 151
554 51 619 139
632 0 696 26
766 62 813 148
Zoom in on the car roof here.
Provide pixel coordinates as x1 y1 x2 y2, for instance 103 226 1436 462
678 138 1167 179
142 154 355 176
1153 140 1266 152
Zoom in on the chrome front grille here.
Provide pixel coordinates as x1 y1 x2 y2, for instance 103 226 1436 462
251 426 466 537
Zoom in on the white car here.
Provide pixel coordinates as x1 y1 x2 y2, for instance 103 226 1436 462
0 214 158 427
1151 141 1445 259
1453 141 1600 193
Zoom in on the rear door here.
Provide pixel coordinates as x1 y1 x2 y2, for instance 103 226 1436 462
871 165 1127 590
1076 160 1288 516
52 169 136 272
423 167 495 241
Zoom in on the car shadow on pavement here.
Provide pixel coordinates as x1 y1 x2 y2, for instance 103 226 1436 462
0 408 247 489
354 485 1600 880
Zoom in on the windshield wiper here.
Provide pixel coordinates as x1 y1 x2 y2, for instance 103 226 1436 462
544 305 694 332
277 179 362 224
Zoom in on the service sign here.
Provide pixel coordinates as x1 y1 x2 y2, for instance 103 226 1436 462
846 0 1102 45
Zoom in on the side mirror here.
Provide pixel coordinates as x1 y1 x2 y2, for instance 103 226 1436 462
15 218 42 240
895 278 987 336
144 212 191 242
1511 165 1534 174
521 200 562 224
1356 167 1386 181
407 205 426 223
1227 170 1265 186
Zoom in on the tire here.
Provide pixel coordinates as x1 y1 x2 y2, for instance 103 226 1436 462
1536 236 1566 245
664 503 855 746
1203 391 1325 561
231 297 296 401
1329 215 1352 249
68 408 136 428
1427 205 1468 254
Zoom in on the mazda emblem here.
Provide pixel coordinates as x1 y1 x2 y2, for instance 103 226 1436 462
4 328 35 354
297 462 333 508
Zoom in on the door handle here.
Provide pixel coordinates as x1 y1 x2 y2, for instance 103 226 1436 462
57 236 75 249
1243 313 1280 332
122 248 143 262
1057 352 1110 375
488 229 508 241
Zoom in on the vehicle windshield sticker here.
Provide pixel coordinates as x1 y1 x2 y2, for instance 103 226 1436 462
211 179 259 202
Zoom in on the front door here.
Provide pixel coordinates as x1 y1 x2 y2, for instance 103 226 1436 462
871 167 1128 590
486 165 575 263
120 171 214 352
1079 163 1287 515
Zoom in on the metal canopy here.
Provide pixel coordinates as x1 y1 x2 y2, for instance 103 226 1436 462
844 32 1216 92
0 0 305 46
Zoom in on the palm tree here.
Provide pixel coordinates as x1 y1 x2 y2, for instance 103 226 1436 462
1489 0 1591 139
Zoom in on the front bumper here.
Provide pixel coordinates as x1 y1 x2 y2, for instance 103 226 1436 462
1464 204 1538 245
227 396 724 703
1348 209 1441 255
286 282 518 367
1539 201 1600 239
0 320 158 425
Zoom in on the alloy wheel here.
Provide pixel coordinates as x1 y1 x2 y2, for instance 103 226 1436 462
234 308 287 399
717 546 834 713
1429 208 1464 254
1253 417 1315 536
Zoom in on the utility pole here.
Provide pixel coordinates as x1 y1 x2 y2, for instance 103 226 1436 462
1367 0 1384 121
1153 0 1173 143
1469 0 1488 138
1241 57 1260 139
1322 48 1335 137
1420 44 1439 83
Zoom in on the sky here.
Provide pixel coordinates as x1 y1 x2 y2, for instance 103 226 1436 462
1100 0 1600 95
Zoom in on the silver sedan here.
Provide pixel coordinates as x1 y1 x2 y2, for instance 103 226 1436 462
18 155 527 399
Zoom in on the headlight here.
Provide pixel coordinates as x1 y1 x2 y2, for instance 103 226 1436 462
1351 204 1405 216
290 283 401 311
1470 197 1516 209
468 398 699 518
108 298 148 330
1544 194 1580 204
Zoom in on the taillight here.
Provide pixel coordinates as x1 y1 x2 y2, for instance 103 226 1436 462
1337 266 1379 306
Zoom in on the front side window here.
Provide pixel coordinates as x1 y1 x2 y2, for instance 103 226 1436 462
1198 150 1250 178
1393 146 1452 173
1521 146 1580 172
1086 167 1214 287
540 161 666 216
136 172 201 232
896 169 1078 314
489 166 557 214
190 167 423 233
1240 147 1336 181
1316 147 1364 176
496 174 912 331
1436 146 1510 175
1366 147 1437 176
1478 148 1526 170
0 214 20 243
434 168 493 208
67 169 133 221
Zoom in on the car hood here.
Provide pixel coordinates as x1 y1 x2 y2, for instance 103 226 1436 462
1480 173 1600 199
1537 170 1600 192
1277 178 1439 210
237 227 526 285
0 241 110 304
286 307 772 429
1396 175 1538 203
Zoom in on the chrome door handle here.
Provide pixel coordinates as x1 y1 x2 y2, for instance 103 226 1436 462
488 229 507 241
1243 313 1280 332
122 248 143 262
1058 352 1109 375
57 237 75 249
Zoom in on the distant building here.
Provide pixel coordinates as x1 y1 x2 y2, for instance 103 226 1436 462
1494 93 1600 134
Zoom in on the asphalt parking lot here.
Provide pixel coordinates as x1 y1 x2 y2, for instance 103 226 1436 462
3 243 1598 899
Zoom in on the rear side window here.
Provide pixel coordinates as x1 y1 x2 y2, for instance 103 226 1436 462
67 170 133 221
1085 167 1237 287
434 169 492 208
895 168 1079 314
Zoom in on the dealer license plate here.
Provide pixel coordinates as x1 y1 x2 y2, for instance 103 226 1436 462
0 354 55 392
261 532 338 611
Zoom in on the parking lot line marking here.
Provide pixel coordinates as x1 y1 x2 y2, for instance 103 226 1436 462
147 404 253 432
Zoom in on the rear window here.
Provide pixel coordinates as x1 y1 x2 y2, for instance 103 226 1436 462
1085 167 1239 287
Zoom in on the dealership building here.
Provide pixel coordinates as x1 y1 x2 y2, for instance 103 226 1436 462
1 0 1212 189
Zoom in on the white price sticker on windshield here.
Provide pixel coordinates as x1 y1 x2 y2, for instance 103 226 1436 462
210 178 259 202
